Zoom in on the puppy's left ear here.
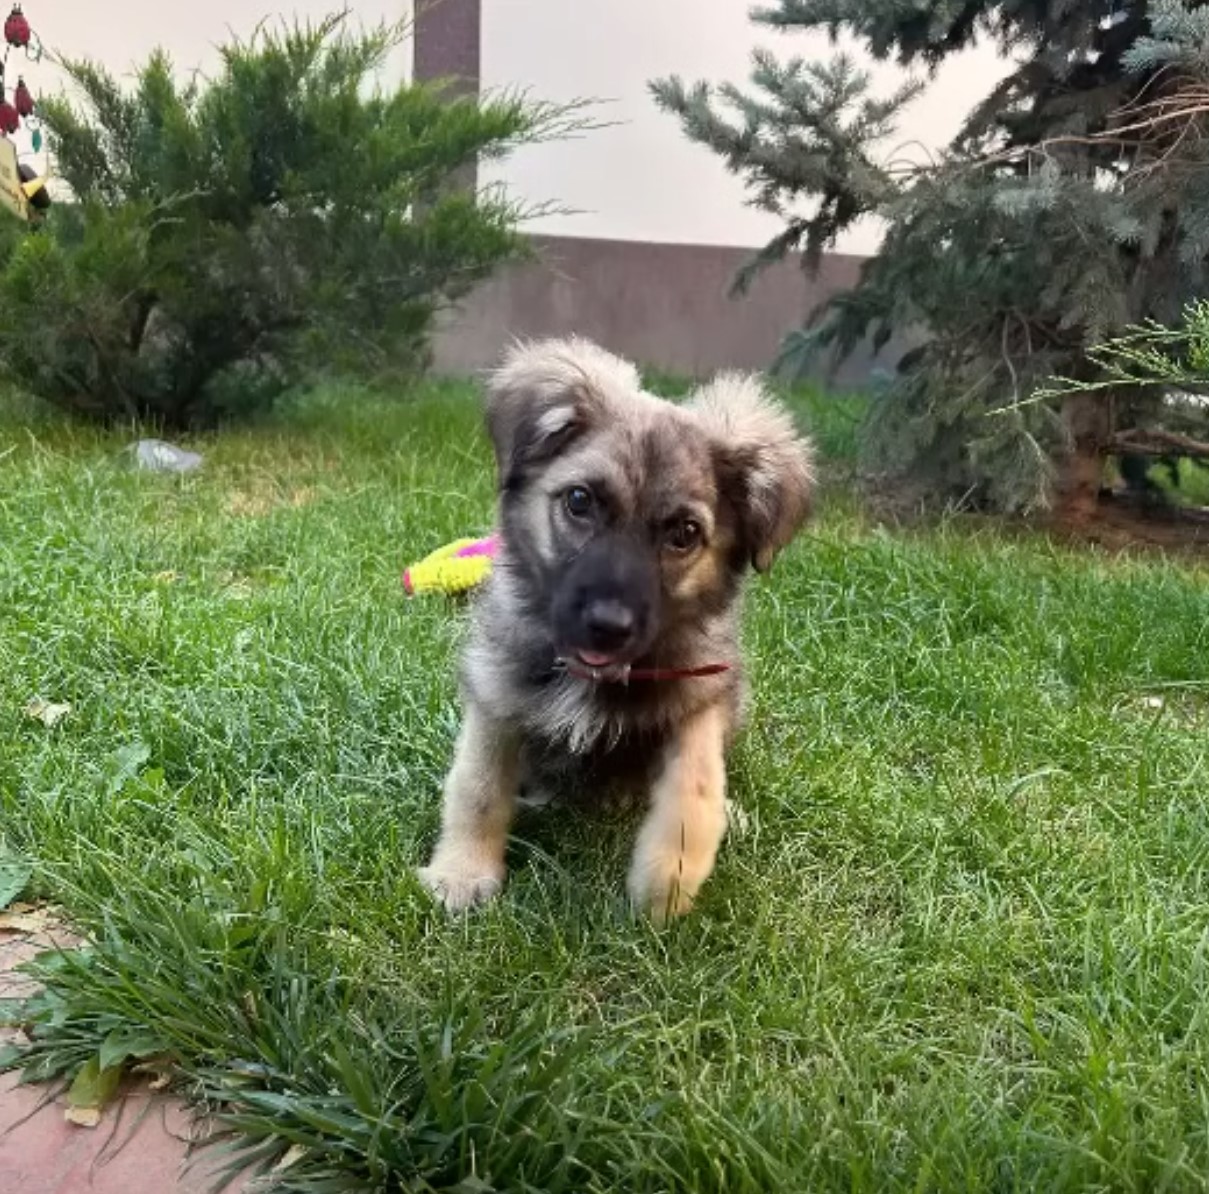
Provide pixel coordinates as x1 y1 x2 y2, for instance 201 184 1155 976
485 338 639 489
689 373 815 572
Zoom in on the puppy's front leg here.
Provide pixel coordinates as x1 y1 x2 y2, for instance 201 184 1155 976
628 702 730 924
418 704 519 912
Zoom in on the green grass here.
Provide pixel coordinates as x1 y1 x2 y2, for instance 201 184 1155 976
4 380 1209 1191
640 367 868 464
1150 456 1209 508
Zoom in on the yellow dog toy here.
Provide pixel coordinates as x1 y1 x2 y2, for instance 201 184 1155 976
402 535 497 596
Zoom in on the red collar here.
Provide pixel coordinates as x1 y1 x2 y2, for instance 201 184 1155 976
563 661 731 683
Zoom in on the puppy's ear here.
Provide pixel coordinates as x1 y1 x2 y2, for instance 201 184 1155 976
689 373 815 572
485 338 640 489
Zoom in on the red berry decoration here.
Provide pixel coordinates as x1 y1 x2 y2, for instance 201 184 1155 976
4 5 29 48
13 76 31 117
0 99 19 135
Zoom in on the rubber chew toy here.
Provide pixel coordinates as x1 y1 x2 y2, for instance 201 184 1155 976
402 535 498 596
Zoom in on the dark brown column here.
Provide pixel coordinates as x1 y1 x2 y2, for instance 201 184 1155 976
413 0 482 192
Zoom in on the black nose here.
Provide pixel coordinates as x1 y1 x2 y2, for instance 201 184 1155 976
583 598 636 650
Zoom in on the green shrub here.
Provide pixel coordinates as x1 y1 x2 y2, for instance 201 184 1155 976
0 14 572 426
653 0 1209 518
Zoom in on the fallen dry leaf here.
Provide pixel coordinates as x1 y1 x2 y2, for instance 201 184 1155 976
131 1056 177 1091
273 1144 308 1172
66 1055 123 1128
0 904 65 936
0 910 53 934
24 698 71 727
64 1105 103 1128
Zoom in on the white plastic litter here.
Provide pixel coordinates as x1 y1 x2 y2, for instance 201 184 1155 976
132 439 203 473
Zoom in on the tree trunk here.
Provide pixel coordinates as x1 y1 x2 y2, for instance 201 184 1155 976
1055 390 1111 524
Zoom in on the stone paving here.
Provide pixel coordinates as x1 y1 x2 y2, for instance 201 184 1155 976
0 919 240 1194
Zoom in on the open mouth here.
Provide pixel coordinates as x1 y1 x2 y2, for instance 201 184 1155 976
575 650 620 668
557 649 635 683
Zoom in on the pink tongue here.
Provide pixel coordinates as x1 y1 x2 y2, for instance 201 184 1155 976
577 650 616 667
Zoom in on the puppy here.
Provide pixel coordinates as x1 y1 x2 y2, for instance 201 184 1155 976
418 338 813 921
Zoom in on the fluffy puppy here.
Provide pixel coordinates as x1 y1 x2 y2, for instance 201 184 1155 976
419 338 813 921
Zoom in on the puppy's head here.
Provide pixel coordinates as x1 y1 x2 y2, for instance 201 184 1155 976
486 339 813 670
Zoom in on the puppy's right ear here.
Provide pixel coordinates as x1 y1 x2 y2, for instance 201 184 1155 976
688 372 814 572
485 338 638 489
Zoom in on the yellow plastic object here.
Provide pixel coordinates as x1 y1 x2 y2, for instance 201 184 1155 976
402 535 496 596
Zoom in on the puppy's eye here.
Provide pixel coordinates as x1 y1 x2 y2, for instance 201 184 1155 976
564 486 594 519
665 518 703 554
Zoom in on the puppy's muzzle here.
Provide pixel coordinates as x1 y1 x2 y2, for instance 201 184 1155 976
582 598 635 653
552 534 660 666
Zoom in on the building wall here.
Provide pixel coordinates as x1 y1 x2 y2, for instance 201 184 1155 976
31 3 1007 257
30 2 964 381
478 0 1011 257
431 233 905 383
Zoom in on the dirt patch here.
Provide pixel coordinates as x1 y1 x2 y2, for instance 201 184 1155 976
860 475 1209 559
225 482 316 518
1047 496 1209 556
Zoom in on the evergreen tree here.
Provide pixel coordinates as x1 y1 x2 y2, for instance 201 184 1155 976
653 0 1209 517
0 15 577 427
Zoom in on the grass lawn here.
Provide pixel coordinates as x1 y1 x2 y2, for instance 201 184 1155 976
3 380 1209 1192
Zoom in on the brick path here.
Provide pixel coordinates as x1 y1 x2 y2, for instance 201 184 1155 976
0 922 239 1193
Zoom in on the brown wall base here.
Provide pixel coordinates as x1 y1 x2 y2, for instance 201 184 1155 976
431 233 903 384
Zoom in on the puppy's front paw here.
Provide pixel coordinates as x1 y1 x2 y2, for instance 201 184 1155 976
627 862 697 926
417 858 505 912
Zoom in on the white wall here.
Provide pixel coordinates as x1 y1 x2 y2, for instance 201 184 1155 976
13 2 408 169
23 2 1007 257
480 0 1010 255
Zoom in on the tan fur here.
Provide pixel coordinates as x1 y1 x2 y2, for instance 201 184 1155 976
416 707 520 911
418 339 814 921
669 527 732 603
689 373 815 570
627 701 730 923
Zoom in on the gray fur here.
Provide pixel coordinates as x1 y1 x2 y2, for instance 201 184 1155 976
420 338 814 916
